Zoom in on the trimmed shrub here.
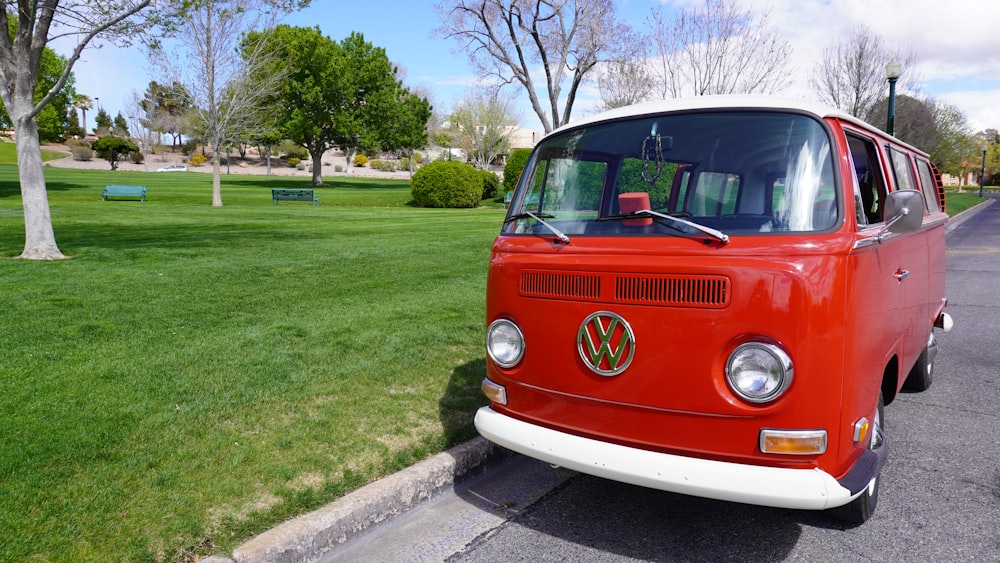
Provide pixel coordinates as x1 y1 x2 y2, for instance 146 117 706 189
354 154 368 167
130 151 145 164
287 157 301 167
370 159 399 172
479 169 501 200
188 153 208 167
411 161 484 208
503 148 533 193
278 140 309 160
412 152 424 165
181 139 198 156
71 145 93 161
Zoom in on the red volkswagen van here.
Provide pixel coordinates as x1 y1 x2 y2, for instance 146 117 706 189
476 96 952 523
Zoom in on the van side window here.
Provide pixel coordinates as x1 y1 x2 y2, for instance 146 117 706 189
846 133 887 226
915 158 942 214
889 147 919 193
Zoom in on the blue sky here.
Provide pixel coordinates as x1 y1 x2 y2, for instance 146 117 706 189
64 0 1000 136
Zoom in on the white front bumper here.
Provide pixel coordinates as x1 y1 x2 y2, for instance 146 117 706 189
475 406 856 510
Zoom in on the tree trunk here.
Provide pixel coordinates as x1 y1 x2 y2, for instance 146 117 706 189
16 116 66 260
310 148 323 186
212 155 223 207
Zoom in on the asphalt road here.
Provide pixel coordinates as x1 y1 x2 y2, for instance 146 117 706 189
327 198 1000 563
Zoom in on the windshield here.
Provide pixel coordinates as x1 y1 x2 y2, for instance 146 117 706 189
504 111 838 239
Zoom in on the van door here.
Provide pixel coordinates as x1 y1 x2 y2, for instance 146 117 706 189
886 146 930 378
845 132 904 401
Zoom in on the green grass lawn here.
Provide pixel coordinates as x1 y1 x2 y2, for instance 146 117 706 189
0 162 990 561
0 165 502 561
0 140 68 163
944 191 990 215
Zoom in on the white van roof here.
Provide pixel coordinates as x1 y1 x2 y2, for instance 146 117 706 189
552 95 903 149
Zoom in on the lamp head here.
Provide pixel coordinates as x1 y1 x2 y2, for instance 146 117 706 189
885 58 903 80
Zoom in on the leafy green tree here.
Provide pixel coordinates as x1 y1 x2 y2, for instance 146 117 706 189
92 135 139 170
0 19 76 143
928 101 976 177
113 112 130 137
66 107 83 138
94 107 112 135
372 87 431 174
247 26 424 185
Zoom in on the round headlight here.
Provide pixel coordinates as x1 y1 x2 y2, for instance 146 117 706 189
487 319 525 368
725 342 793 403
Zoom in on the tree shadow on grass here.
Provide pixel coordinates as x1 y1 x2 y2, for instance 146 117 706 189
0 179 83 198
54 221 308 252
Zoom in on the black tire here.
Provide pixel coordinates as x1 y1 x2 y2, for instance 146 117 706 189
831 393 884 524
902 338 934 392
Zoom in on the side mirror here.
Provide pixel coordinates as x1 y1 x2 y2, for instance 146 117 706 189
880 189 924 240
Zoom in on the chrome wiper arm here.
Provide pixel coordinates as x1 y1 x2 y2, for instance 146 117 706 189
503 211 553 224
634 209 729 244
505 211 570 244
527 211 570 244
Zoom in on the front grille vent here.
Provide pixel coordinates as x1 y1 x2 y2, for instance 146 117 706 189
520 271 600 300
615 274 730 308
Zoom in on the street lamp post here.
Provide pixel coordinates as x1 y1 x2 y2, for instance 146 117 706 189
979 144 988 198
885 58 903 136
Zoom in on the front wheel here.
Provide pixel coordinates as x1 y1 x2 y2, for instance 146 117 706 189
830 393 885 524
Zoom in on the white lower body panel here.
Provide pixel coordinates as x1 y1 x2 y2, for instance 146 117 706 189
475 406 856 510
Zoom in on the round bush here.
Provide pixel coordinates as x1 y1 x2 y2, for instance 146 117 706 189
411 161 484 208
503 148 533 194
479 169 501 200
71 145 93 161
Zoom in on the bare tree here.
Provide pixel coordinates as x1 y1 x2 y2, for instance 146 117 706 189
436 0 636 134
0 1 160 260
648 0 791 99
153 0 300 207
810 24 917 119
124 90 157 160
597 54 654 111
450 86 520 170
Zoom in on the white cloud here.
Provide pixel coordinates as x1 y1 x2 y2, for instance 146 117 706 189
731 0 1000 126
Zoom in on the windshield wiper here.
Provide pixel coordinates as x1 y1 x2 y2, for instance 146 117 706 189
603 209 729 245
504 211 570 244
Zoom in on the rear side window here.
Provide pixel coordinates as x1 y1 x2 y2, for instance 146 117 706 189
889 147 918 193
914 158 942 213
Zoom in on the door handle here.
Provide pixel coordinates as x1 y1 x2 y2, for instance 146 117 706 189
893 268 910 282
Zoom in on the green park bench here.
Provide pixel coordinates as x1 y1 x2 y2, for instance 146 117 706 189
102 184 146 202
272 188 318 206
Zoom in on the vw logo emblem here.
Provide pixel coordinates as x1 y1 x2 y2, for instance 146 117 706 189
577 311 636 376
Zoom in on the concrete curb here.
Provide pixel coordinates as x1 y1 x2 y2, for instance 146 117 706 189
224 436 509 563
